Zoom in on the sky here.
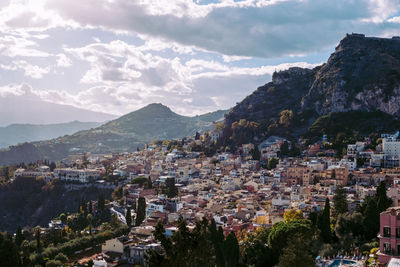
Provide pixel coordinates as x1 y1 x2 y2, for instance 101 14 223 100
0 0 400 117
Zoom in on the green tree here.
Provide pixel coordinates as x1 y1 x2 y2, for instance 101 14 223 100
54 252 68 263
267 157 279 170
125 206 132 227
268 220 313 265
59 213 67 225
251 146 261 161
87 214 93 235
135 197 146 226
334 212 363 253
278 234 315 267
15 226 24 247
240 226 273 267
165 178 178 198
376 181 392 213
279 110 293 128
223 232 240 267
98 194 105 211
333 186 348 217
0 233 20 266
35 228 41 252
363 198 380 240
317 198 331 243
280 141 290 157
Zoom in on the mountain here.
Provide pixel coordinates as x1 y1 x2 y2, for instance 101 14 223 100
222 34 400 145
0 121 103 149
0 104 227 165
0 84 117 126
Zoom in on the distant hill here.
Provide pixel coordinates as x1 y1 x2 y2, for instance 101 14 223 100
221 34 400 145
0 84 117 126
0 104 227 165
0 121 103 149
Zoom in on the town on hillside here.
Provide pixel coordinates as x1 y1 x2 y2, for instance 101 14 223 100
2 129 400 266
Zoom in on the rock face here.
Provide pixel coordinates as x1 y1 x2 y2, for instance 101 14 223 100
304 34 400 116
223 34 400 142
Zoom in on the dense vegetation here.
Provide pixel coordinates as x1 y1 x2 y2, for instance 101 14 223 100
0 177 112 232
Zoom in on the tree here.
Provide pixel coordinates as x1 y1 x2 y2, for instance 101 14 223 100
35 227 41 252
223 232 240 267
98 194 105 211
125 206 132 227
251 146 261 161
278 234 315 267
15 226 24 247
147 218 214 267
49 161 57 171
112 186 123 201
280 141 290 157
240 226 273 267
54 252 68 263
195 131 200 140
333 186 348 217
87 214 93 235
334 212 363 253
135 197 146 226
165 178 178 198
376 181 392 213
0 233 21 267
279 110 293 128
267 157 279 170
59 213 67 225
317 198 331 243
363 198 380 240
284 209 304 222
268 220 312 265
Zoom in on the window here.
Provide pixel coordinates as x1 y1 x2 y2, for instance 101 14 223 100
384 227 391 237
397 228 400 238
397 244 400 255
384 243 392 254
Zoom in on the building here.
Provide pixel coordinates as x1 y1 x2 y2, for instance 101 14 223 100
13 168 53 181
378 207 400 265
383 132 400 167
54 168 101 183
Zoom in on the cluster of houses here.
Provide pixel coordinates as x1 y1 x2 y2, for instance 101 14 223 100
22 130 400 266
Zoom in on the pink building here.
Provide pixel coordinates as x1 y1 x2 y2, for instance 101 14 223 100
378 207 400 265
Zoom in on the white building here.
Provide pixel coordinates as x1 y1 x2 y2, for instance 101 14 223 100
54 168 101 183
382 132 400 167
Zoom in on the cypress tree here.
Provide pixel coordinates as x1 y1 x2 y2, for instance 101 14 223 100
125 206 132 227
376 181 392 213
318 198 331 243
223 231 240 267
98 194 105 211
15 226 23 247
333 186 348 217
35 228 41 252
135 197 146 226
363 198 380 240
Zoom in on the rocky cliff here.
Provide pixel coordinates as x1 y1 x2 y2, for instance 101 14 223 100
223 34 400 144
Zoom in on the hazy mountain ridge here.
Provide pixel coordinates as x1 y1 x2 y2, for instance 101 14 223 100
0 104 227 165
0 121 103 149
0 86 117 126
222 34 400 144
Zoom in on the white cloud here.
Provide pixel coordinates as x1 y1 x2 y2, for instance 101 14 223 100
44 0 400 58
0 60 50 78
0 34 50 57
56 53 72 67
